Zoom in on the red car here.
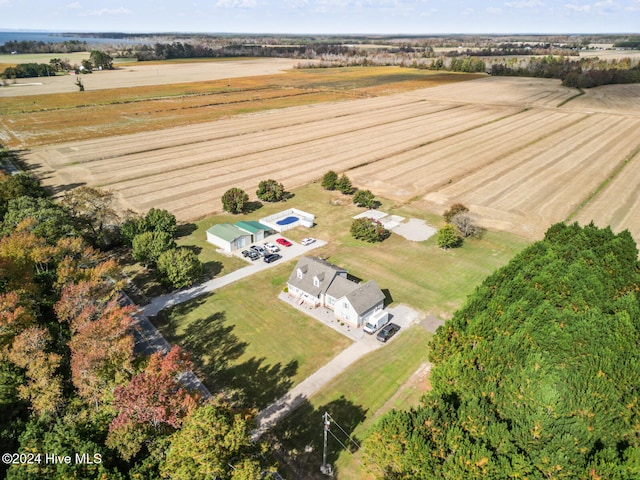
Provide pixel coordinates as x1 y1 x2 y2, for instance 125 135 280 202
276 237 292 247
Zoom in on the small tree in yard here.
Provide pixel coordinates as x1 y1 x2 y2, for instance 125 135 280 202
437 224 462 249
353 189 377 208
336 174 353 195
222 188 249 214
157 248 202 288
321 170 338 190
350 218 391 243
256 179 285 202
451 212 480 238
443 203 469 223
132 231 176 267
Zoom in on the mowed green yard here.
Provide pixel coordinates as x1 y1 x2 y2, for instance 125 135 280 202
158 182 528 400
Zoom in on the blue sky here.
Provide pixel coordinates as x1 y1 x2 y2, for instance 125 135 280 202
1 0 639 34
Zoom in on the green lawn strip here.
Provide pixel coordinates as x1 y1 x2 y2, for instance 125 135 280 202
177 183 530 318
154 260 351 410
271 326 432 479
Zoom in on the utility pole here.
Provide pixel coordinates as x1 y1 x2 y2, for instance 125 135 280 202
320 412 334 476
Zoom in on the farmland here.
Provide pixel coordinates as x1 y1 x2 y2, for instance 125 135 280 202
16 68 640 245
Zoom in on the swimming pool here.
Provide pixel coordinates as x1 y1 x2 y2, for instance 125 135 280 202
276 216 298 226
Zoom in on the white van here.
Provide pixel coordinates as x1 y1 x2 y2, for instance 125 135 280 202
363 310 390 334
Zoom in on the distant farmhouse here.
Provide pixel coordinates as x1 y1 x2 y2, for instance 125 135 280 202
287 256 385 328
206 221 271 253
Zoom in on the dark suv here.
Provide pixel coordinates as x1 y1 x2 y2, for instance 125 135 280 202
263 253 281 264
376 323 400 343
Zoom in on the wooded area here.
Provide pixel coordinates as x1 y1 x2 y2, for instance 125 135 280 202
364 222 640 478
0 163 261 479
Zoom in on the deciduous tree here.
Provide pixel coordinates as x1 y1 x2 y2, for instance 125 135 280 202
353 189 377 208
451 212 480 238
69 298 135 408
161 400 260 480
350 218 390 243
437 223 462 248
132 231 176 267
256 179 285 202
443 202 469 223
221 188 249 214
107 346 199 460
156 248 202 289
62 186 119 247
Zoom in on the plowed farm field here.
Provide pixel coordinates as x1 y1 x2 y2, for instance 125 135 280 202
21 75 640 244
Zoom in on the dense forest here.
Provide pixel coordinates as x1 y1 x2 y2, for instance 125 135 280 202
364 222 640 478
491 56 640 88
0 40 88 54
0 148 265 479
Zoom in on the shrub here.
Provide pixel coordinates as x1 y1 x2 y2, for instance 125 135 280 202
353 189 377 208
157 248 203 288
350 217 391 243
321 171 338 190
256 179 285 202
443 203 469 223
437 224 463 249
221 188 249 214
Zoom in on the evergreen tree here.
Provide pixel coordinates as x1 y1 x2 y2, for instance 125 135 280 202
321 171 338 190
365 223 640 479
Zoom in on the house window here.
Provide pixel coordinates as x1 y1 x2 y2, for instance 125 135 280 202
313 276 320 287
297 269 303 279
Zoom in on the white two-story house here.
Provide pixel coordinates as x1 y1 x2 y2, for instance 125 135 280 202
286 257 385 328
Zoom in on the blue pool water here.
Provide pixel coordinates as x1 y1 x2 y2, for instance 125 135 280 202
276 216 298 226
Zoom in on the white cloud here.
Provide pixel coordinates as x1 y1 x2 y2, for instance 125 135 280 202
66 2 81 9
82 7 131 16
487 6 503 13
504 0 543 7
215 0 257 7
564 2 591 11
0 0 11 5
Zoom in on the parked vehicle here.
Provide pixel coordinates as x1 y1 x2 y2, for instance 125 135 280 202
363 310 390 334
250 245 266 256
263 253 281 264
301 237 316 246
241 250 251 257
263 242 280 253
246 250 259 260
376 323 400 342
276 238 292 247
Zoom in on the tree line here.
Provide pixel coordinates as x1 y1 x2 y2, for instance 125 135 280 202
364 222 640 478
0 153 267 478
490 55 640 88
0 40 88 54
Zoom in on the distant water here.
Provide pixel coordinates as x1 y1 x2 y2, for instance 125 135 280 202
0 31 148 46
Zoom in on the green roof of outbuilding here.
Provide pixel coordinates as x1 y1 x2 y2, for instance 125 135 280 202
206 223 249 242
235 221 270 233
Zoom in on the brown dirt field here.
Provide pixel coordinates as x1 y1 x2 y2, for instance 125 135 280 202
18 74 640 246
0 58 299 97
572 147 640 245
0 66 477 148
563 83 640 114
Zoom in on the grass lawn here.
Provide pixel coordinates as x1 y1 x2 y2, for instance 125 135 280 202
154 260 351 411
271 325 433 480
180 182 529 318
154 182 529 478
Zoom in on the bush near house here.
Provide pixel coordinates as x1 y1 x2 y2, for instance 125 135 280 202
350 217 390 243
